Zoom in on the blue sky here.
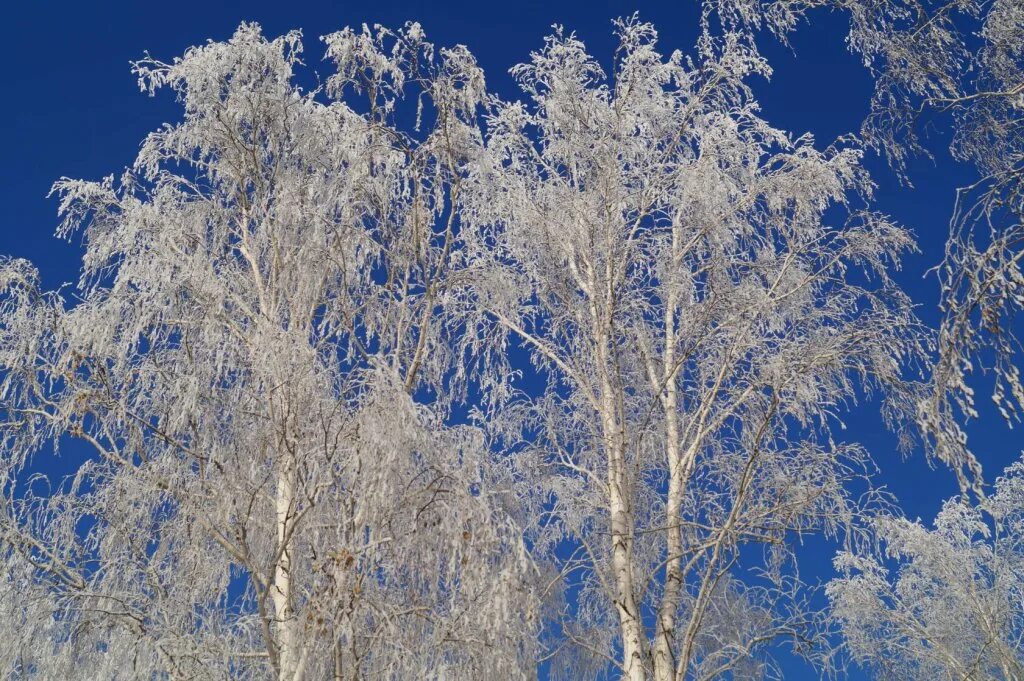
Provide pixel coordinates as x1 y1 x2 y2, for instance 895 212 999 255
1 1 1013 677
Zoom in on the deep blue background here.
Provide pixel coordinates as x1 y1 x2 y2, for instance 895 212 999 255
0 1 1013 678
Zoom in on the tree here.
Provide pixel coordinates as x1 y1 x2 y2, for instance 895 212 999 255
458 17 926 680
0 23 539 680
828 454 1024 679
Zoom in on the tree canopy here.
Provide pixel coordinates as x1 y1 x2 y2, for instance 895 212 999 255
0 3 1022 679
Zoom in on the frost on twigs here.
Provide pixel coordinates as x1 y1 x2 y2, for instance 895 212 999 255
701 0 1023 495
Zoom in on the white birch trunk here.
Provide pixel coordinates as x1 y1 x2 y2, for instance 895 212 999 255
653 288 682 681
594 290 647 681
273 466 300 681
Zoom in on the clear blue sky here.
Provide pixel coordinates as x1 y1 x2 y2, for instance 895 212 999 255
0 2 1011 677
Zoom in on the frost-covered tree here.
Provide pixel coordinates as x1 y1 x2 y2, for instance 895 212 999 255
459 17 927 680
829 454 1024 680
0 23 539 680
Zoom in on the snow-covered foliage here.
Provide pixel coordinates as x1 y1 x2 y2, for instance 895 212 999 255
829 454 1024 679
0 23 539 681
457 16 927 680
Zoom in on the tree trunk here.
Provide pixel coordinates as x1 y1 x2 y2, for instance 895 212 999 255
599 360 646 681
273 467 301 680
608 433 647 681
653 295 682 681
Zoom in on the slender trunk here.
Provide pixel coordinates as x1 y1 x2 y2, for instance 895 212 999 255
606 410 646 681
597 343 646 681
589 234 646 679
653 295 682 681
273 466 300 680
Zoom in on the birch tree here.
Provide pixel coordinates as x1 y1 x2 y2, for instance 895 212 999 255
0 23 539 681
461 17 926 680
829 454 1024 680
